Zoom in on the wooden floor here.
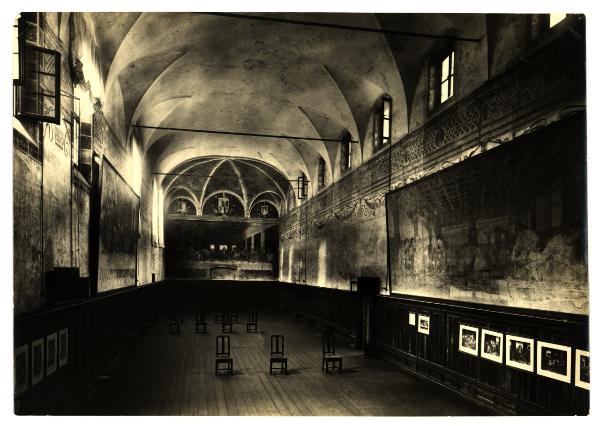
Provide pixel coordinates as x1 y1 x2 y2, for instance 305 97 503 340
68 310 496 416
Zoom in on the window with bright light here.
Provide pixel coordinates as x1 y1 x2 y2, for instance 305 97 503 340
341 132 352 173
381 96 392 148
440 51 455 104
550 13 567 28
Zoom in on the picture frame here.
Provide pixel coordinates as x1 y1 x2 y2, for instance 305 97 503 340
408 312 416 326
480 329 503 364
417 315 430 335
537 341 571 383
58 328 69 368
458 325 479 356
31 338 44 385
505 334 534 372
46 332 58 376
574 349 590 390
14 344 29 395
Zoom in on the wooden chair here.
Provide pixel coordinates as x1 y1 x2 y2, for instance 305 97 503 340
322 334 342 373
229 312 239 324
215 335 233 376
270 335 288 375
168 311 180 334
195 312 207 334
246 312 258 333
222 312 233 333
214 312 224 324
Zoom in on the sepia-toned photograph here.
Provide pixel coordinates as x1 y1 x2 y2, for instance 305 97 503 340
458 325 479 356
8 1 592 417
575 349 590 390
537 341 572 383
481 329 503 363
506 335 535 372
418 315 430 335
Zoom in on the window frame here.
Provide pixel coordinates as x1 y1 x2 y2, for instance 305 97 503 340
340 133 352 173
14 43 61 124
317 157 326 191
380 95 392 149
429 48 456 113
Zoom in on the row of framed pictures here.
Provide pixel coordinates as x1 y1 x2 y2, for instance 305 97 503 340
408 312 430 335
458 324 589 390
14 328 69 396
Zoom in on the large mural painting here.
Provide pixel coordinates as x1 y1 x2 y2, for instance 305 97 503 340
386 118 587 314
98 160 139 292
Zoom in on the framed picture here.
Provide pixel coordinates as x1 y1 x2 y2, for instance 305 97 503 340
58 328 69 368
506 334 534 372
458 325 479 356
575 349 590 390
481 329 503 364
408 312 416 326
31 338 44 385
46 333 58 376
537 341 571 383
418 315 430 335
14 344 28 395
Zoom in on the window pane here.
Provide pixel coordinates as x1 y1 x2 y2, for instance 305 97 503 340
383 118 390 138
383 99 390 118
450 51 454 76
13 21 19 80
441 55 450 81
441 80 449 103
449 75 454 98
550 13 566 27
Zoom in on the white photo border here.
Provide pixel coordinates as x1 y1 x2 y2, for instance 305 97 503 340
505 334 535 372
458 324 479 356
408 312 416 326
574 349 590 390
46 332 58 376
31 338 44 385
14 344 29 395
537 341 572 383
480 329 503 363
58 328 69 368
417 314 430 335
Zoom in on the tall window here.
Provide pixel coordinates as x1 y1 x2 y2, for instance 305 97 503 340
317 157 326 190
429 50 455 111
341 133 352 173
14 13 61 124
440 51 455 104
381 96 392 148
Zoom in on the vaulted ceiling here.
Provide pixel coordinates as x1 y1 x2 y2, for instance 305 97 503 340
87 12 486 200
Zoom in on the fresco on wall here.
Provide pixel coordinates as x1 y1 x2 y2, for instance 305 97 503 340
386 123 587 314
98 160 139 292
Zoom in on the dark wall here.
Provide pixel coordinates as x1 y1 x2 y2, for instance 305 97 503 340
374 294 589 415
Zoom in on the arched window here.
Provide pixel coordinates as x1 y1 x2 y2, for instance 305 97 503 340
341 132 352 173
317 157 326 191
377 95 392 150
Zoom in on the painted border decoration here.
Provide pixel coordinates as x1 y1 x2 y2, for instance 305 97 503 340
459 325 479 356
58 328 69 368
46 333 58 376
31 338 44 385
506 335 534 372
537 341 571 383
575 349 590 390
14 344 28 395
417 315 430 335
480 329 503 363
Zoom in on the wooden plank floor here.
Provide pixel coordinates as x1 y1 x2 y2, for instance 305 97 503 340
68 310 496 416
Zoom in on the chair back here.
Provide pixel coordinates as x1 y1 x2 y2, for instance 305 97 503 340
196 312 205 322
216 335 230 357
169 311 178 323
248 312 258 323
271 335 285 356
322 334 336 356
224 312 233 324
